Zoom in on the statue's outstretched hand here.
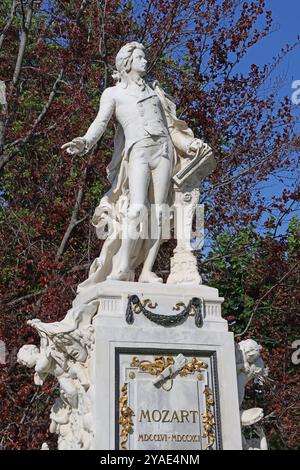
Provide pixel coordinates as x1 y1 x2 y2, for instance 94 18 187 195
61 137 87 156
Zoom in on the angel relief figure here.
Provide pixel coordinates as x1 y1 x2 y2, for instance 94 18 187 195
62 42 215 289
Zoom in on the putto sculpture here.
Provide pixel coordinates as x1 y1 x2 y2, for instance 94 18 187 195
235 338 268 407
17 302 99 450
235 339 269 450
62 42 215 289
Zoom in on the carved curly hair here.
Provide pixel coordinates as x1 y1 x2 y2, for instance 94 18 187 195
112 42 145 83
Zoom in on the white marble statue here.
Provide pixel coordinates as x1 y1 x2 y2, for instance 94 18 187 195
18 43 221 450
62 42 215 289
17 300 99 450
235 339 268 407
241 408 268 450
18 344 78 407
236 340 269 450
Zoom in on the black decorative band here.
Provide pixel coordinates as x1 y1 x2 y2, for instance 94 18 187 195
126 295 203 328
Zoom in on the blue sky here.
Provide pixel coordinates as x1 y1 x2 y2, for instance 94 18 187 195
238 0 300 122
235 0 300 233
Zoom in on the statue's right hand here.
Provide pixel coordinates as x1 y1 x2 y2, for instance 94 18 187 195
61 137 87 156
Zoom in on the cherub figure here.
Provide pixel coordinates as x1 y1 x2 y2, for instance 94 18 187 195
235 339 268 407
18 344 79 408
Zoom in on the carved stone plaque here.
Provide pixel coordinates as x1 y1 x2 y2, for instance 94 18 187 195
116 348 221 450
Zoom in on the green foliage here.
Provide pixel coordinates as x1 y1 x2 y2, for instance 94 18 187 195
287 216 300 254
205 229 259 332
89 179 103 206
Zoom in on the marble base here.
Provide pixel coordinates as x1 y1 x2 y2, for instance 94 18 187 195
81 281 242 450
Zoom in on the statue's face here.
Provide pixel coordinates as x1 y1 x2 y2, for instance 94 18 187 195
17 345 39 368
64 340 87 363
131 48 147 76
245 348 260 363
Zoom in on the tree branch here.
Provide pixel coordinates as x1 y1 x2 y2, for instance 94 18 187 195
234 261 300 338
55 167 89 261
0 68 64 171
12 0 33 87
0 81 8 154
30 68 64 132
0 0 18 52
139 0 154 43
202 146 289 202
76 0 90 24
0 1 33 166
4 123 57 149
4 262 91 309
4 289 47 308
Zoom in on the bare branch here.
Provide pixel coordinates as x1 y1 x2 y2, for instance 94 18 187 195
139 0 154 43
234 261 300 338
55 167 89 261
0 0 18 52
95 0 110 90
4 123 57 149
19 390 41 425
68 263 90 273
12 1 33 87
0 69 64 171
76 0 90 24
201 146 289 203
0 147 18 170
0 81 8 153
4 289 48 308
30 68 64 132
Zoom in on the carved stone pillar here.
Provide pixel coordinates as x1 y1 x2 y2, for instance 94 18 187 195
167 182 202 285
167 145 215 285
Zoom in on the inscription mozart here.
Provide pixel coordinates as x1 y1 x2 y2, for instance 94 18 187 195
139 409 199 424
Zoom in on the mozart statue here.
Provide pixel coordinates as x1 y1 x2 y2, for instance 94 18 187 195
62 42 215 288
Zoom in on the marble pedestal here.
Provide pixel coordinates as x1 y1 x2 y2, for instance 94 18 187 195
73 281 242 450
